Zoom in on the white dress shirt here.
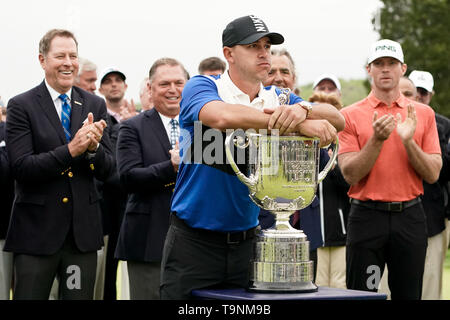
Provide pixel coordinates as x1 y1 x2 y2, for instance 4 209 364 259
44 79 72 121
158 112 179 147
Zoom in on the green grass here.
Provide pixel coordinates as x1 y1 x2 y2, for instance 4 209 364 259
298 78 369 107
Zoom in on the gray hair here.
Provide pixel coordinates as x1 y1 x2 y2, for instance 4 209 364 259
271 48 296 79
139 77 150 96
77 57 97 77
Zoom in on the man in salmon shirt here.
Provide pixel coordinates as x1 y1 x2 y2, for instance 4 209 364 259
338 39 442 300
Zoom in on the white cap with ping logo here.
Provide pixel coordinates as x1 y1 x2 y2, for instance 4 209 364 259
367 39 404 64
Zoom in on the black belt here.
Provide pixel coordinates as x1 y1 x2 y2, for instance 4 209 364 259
170 213 259 244
350 197 421 212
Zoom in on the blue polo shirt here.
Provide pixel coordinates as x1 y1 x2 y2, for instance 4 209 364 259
171 74 302 232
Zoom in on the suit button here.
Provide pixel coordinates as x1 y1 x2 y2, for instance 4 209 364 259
90 164 95 171
68 172 73 178
62 197 69 203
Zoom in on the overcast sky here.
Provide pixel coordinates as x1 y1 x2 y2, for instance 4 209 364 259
0 0 382 104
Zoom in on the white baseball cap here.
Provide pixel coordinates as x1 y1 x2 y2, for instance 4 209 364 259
100 67 126 84
313 73 341 92
367 39 404 64
409 70 434 93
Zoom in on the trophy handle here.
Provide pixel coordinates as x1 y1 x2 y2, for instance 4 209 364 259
318 137 339 183
225 132 258 190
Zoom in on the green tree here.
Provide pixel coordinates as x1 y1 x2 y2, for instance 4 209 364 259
373 0 450 117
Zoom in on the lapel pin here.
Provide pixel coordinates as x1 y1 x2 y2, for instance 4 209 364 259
74 100 82 106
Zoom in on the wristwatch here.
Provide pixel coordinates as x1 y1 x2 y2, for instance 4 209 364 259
85 143 99 160
298 101 313 118
85 150 96 160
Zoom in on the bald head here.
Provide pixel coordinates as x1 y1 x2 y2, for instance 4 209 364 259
399 76 417 100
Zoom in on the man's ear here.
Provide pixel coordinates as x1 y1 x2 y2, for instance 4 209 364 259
38 54 45 70
223 47 234 64
401 63 408 75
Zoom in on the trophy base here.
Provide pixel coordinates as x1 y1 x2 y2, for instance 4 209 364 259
249 228 317 294
247 281 318 293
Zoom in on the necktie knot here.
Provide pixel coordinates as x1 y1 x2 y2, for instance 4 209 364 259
59 94 69 103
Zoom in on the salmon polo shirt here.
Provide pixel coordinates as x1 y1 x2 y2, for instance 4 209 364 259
338 91 441 202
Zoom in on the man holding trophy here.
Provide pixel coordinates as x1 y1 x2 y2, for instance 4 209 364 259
160 15 345 300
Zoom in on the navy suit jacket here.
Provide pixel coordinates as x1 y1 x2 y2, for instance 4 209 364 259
115 109 177 262
0 122 14 239
4 81 115 254
422 113 450 237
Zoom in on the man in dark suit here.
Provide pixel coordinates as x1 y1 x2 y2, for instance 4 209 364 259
0 115 14 300
115 57 186 299
97 67 133 300
4 29 114 300
408 71 450 299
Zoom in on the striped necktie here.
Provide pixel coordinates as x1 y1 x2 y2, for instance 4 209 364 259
59 94 71 142
169 119 179 148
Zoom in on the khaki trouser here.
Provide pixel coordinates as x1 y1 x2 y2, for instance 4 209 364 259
118 261 130 300
422 229 447 300
315 246 346 289
0 240 13 300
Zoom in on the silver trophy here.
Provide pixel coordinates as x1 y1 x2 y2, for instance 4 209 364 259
224 89 338 292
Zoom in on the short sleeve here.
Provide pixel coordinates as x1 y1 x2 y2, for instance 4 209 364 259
288 92 303 104
338 109 361 155
179 75 223 127
421 107 441 155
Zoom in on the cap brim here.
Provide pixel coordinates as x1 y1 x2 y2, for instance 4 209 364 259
416 85 433 93
368 55 404 65
313 77 341 91
101 71 126 84
235 32 284 46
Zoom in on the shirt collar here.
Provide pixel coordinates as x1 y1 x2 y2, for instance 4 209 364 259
107 108 121 123
220 71 267 104
44 79 72 103
367 90 408 109
158 112 179 127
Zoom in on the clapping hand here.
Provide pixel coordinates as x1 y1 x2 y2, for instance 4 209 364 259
396 104 417 143
372 111 396 141
68 113 107 157
120 99 138 121
169 141 180 172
